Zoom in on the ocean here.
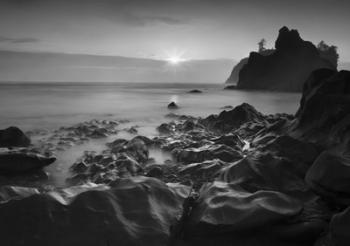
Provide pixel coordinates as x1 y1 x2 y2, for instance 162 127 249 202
0 82 301 186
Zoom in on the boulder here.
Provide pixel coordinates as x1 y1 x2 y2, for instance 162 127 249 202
292 69 350 146
235 27 336 92
0 150 56 174
218 153 310 196
306 151 350 205
259 135 320 164
0 177 190 246
168 102 179 109
202 103 264 132
188 89 202 93
187 181 302 235
0 127 31 148
328 206 350 246
173 144 242 164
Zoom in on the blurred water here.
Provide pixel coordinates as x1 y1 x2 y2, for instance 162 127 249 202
0 82 301 187
0 82 301 132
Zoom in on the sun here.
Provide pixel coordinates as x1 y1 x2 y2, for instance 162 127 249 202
164 49 187 65
167 56 183 65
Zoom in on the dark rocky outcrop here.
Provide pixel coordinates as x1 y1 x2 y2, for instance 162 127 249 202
188 89 203 93
168 101 179 109
292 69 350 146
0 149 56 174
230 27 336 91
202 103 264 132
306 151 350 206
0 127 30 148
0 177 190 246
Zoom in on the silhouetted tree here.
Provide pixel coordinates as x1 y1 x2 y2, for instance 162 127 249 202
317 40 339 68
258 38 266 53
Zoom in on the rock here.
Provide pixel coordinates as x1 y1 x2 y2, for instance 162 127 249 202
0 177 191 246
306 151 350 205
259 135 320 164
157 122 175 135
226 50 275 84
188 89 202 93
146 165 164 178
173 144 242 164
292 69 350 146
179 159 226 181
0 150 56 174
168 101 179 109
218 153 310 196
223 85 237 90
187 181 302 235
0 186 40 203
328 206 350 246
202 103 264 132
0 127 31 148
235 26 336 92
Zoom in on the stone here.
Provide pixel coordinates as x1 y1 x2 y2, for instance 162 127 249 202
0 127 31 148
0 150 56 174
306 151 350 205
168 101 179 109
0 177 190 246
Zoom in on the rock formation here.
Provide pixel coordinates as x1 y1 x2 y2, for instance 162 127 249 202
227 27 337 91
0 126 30 148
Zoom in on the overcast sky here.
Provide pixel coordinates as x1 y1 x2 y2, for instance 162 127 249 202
0 0 350 61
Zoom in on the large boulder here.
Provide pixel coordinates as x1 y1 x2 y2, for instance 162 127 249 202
0 177 190 246
202 103 264 132
0 127 31 148
235 27 336 92
218 153 310 197
0 150 56 174
328 206 350 246
306 151 350 205
292 69 350 146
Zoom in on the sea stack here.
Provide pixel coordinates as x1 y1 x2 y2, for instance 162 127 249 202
227 26 337 91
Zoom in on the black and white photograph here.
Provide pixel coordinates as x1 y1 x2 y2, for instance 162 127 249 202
0 0 350 245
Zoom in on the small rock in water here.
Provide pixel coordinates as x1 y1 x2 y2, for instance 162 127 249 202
167 102 179 109
188 89 203 94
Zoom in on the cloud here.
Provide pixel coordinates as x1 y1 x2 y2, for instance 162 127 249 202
0 36 39 44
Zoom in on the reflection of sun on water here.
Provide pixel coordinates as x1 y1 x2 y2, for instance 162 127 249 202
170 95 178 103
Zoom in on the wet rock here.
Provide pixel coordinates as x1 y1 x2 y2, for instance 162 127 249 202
179 159 226 187
306 151 350 205
292 69 350 147
157 122 175 135
223 85 237 90
202 103 264 132
328 206 350 246
210 133 244 150
0 126 31 148
259 135 321 164
0 186 40 203
0 177 190 246
173 144 242 164
218 153 310 196
0 149 56 174
146 165 164 178
168 101 179 109
188 89 202 93
187 181 302 235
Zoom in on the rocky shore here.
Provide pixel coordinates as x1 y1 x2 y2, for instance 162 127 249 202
0 68 350 246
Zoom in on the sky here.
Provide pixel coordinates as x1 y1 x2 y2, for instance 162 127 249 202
0 0 350 62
